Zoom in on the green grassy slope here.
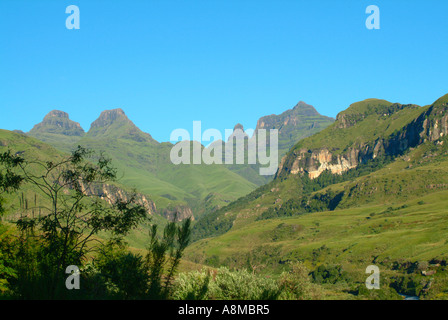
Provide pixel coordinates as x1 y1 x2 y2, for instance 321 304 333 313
186 94 448 299
26 108 259 218
191 133 448 240
184 190 448 298
185 140 448 298
0 129 168 248
186 191 448 269
287 100 426 157
75 135 257 216
191 97 439 240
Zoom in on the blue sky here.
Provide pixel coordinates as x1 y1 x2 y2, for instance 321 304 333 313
1 0 447 142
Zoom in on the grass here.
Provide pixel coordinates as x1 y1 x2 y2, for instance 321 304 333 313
289 102 428 156
184 190 448 297
185 102 448 298
55 134 259 217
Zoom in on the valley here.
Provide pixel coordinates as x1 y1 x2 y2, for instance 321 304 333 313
2 94 448 299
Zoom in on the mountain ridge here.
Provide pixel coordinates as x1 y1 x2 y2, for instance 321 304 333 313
86 108 157 144
21 100 335 221
191 93 448 241
185 94 448 300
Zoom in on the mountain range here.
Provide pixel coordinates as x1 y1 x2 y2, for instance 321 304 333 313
3 93 448 298
192 94 448 236
24 101 333 220
186 93 448 298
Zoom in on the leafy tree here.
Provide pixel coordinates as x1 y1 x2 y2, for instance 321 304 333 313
95 243 150 299
278 262 321 299
1 146 148 298
311 264 349 284
0 150 25 293
0 150 24 216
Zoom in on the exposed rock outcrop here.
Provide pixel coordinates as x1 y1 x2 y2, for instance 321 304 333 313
29 110 85 137
160 205 194 222
90 109 128 129
277 95 448 180
255 101 333 133
79 182 157 216
288 148 359 179
88 108 156 143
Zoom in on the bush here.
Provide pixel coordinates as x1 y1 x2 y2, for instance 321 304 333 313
278 262 322 300
173 268 281 300
211 268 280 300
357 283 402 300
311 264 349 284
172 270 211 300
95 245 149 299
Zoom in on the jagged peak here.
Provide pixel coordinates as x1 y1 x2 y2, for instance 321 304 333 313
29 109 85 137
90 108 129 129
293 101 312 109
233 123 244 131
292 101 320 115
255 100 331 131
88 108 156 143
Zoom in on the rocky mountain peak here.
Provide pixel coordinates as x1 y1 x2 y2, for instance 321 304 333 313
89 108 128 129
87 108 156 143
233 123 244 131
29 110 85 137
291 101 320 116
255 101 332 131
293 101 311 109
45 110 70 119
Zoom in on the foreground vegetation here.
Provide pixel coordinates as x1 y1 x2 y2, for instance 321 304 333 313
2 94 448 300
0 146 192 299
0 145 337 301
185 191 448 299
186 95 448 300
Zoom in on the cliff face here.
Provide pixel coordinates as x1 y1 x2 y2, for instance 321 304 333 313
281 147 360 179
159 205 194 222
277 95 448 180
79 182 157 216
382 98 448 155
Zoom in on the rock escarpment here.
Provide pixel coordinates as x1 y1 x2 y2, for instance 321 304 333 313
80 182 157 216
159 205 194 222
277 95 448 180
